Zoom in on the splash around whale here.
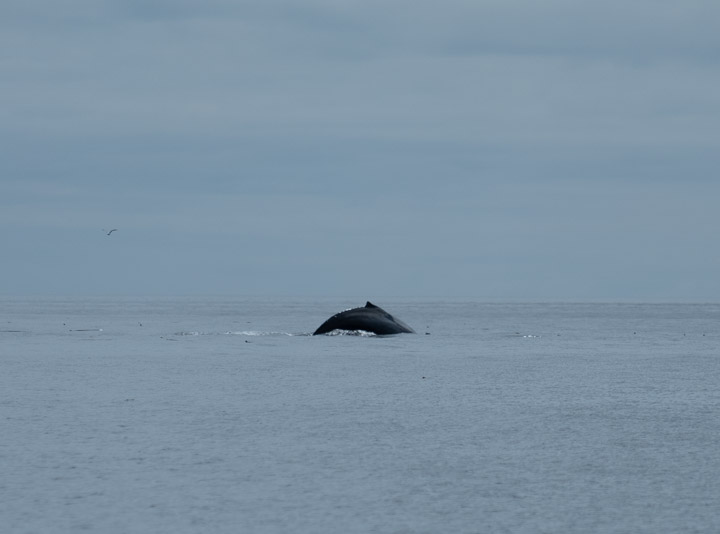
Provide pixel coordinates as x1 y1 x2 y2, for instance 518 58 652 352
313 302 415 336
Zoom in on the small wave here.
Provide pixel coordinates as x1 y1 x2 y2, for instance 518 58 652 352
506 332 542 338
173 331 300 337
321 329 377 337
228 331 297 337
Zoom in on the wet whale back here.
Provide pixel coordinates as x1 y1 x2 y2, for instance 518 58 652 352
313 301 415 336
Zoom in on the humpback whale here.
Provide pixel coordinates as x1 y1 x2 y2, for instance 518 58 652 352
313 302 415 336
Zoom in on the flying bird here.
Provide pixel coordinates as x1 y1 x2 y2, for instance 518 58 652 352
103 229 118 236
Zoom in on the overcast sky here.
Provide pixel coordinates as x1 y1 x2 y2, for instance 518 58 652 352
2 0 719 299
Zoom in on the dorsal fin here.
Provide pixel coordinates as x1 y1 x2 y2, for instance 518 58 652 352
365 301 378 308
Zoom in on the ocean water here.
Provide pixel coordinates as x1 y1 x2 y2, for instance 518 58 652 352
1 297 719 533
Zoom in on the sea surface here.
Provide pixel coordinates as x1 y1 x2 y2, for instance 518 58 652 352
2 297 719 533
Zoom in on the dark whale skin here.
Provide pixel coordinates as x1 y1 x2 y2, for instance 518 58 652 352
313 302 415 336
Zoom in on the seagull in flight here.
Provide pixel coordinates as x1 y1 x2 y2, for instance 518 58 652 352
103 229 118 236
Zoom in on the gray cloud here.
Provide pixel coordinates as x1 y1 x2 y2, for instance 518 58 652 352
2 0 719 298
